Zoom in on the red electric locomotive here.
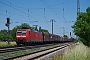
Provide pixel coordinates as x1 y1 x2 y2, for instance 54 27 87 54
16 28 43 45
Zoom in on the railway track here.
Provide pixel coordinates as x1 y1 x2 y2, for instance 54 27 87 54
3 42 75 60
0 43 58 53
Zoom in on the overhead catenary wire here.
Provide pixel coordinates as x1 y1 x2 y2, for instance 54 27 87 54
2 0 43 10
41 0 62 19
0 1 41 21
28 9 29 18
0 12 24 24
6 10 7 17
1 0 49 23
2 0 72 22
0 11 29 24
1 3 70 23
48 0 70 8
1 0 71 24
44 8 46 18
28 8 31 21
0 11 49 24
63 7 66 23
2 0 72 20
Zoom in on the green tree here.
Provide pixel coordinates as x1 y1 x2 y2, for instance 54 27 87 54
41 29 49 32
63 35 68 38
72 7 90 46
0 29 8 41
20 23 31 28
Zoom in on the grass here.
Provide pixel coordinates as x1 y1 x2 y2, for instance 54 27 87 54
30 48 39 51
0 50 27 58
0 47 40 58
0 42 17 48
52 42 90 60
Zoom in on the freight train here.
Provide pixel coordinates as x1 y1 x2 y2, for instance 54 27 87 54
16 28 73 45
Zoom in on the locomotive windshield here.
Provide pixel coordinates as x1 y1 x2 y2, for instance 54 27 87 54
17 30 26 34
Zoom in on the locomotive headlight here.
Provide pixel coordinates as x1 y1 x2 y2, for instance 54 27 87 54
22 36 26 37
16 36 20 37
16 35 26 37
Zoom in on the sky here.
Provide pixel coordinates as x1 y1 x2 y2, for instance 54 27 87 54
0 0 90 37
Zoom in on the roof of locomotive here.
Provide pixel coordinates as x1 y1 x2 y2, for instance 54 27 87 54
17 27 31 30
17 28 41 33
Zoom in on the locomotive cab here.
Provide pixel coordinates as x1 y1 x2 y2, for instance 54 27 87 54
16 29 30 45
